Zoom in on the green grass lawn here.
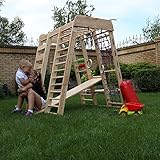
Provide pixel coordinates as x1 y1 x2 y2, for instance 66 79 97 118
0 92 160 160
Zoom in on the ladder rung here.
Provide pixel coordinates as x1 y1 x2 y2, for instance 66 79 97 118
82 99 93 102
82 93 92 96
61 26 72 33
37 44 46 51
50 90 61 93
94 89 104 93
49 98 60 100
34 64 42 70
54 69 65 72
55 61 66 65
48 104 59 108
47 112 58 115
56 54 67 59
52 83 62 86
59 39 70 46
35 67 41 70
36 54 44 62
52 76 64 79
104 69 116 73
57 47 69 52
60 33 71 39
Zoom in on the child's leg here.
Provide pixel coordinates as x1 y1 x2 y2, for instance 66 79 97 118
17 93 25 109
12 93 26 113
25 89 42 115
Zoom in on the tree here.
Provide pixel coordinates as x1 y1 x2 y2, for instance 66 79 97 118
142 15 160 41
0 0 4 8
0 0 5 12
0 16 26 45
52 0 95 28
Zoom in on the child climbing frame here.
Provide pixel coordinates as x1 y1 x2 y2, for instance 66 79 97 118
34 15 123 115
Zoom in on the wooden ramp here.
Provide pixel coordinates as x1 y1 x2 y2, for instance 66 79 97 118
42 76 102 114
52 76 101 105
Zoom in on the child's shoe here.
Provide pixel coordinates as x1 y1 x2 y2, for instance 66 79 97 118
11 106 22 113
25 111 33 116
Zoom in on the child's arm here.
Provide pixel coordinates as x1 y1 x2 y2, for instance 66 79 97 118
18 83 33 93
19 77 32 86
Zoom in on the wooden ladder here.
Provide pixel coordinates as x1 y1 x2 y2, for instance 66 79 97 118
34 33 52 84
72 36 97 105
44 24 77 115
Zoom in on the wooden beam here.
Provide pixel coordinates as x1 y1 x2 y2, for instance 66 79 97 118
74 15 113 31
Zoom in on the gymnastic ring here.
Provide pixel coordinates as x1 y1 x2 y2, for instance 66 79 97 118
87 59 92 69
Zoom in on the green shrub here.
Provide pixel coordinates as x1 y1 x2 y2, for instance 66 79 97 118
134 68 160 92
0 83 11 98
120 63 132 79
120 62 157 79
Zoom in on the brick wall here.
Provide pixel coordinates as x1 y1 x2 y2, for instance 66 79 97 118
0 38 160 93
117 41 156 64
0 46 36 94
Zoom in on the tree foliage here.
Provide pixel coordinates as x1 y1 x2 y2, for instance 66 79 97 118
0 0 5 12
52 0 95 28
142 15 160 41
0 0 4 7
0 16 26 45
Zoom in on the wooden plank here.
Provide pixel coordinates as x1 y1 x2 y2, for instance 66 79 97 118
47 21 73 39
41 33 52 84
34 63 42 70
35 54 44 62
56 54 67 59
50 76 102 106
37 44 46 51
55 61 66 65
109 32 122 86
74 15 113 31
94 89 104 93
39 34 47 43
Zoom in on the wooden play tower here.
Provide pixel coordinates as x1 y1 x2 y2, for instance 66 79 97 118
34 15 123 115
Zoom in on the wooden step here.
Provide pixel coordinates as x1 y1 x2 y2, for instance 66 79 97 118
60 33 71 39
34 63 42 70
56 54 67 59
36 54 44 62
55 61 66 65
51 83 62 86
54 69 65 72
50 90 61 93
57 47 69 52
82 99 93 101
49 98 60 100
94 89 104 93
48 112 58 115
82 93 92 96
37 44 46 51
52 76 64 79
59 39 70 46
